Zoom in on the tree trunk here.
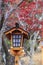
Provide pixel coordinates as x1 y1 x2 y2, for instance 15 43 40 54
0 0 4 30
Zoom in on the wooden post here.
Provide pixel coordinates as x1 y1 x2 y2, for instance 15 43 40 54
15 55 19 65
21 34 23 47
11 34 12 46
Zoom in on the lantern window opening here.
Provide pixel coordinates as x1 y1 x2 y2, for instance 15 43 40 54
12 34 22 47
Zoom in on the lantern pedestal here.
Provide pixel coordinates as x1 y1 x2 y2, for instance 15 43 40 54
8 47 25 65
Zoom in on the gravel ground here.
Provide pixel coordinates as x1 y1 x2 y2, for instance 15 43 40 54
20 52 42 65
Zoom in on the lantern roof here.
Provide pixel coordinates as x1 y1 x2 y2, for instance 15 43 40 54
4 23 28 37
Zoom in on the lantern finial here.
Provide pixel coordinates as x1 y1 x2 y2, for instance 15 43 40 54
15 23 19 28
